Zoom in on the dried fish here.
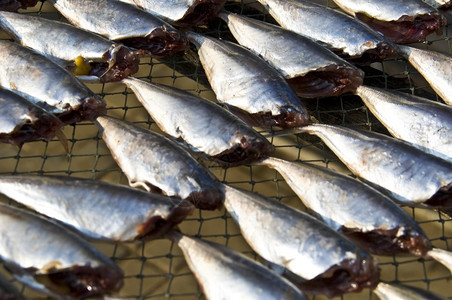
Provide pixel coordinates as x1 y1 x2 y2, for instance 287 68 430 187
0 272 24 300
423 0 452 11
0 11 140 83
0 87 67 149
0 40 106 125
374 282 447 300
168 231 308 300
118 0 227 27
356 85 452 162
261 156 431 257
398 45 452 106
187 31 310 128
298 124 452 209
222 184 380 297
331 0 446 43
0 175 194 242
0 203 123 298
256 0 395 61
0 0 38 11
96 115 224 210
218 11 364 98
122 77 274 165
49 0 188 57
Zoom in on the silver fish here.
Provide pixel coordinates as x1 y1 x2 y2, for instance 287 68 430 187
0 0 38 11
49 0 188 57
423 0 451 10
261 156 431 257
95 115 224 210
186 31 310 128
0 203 123 298
256 0 394 61
0 272 24 300
298 124 452 209
0 175 194 242
374 282 447 300
356 85 452 162
398 45 452 106
0 87 67 149
0 40 106 125
331 0 446 43
122 77 274 165
0 11 140 83
218 11 364 98
167 231 307 300
222 184 380 297
117 0 227 27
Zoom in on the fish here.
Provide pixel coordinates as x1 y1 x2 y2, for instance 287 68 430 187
260 156 432 257
331 0 446 44
0 175 194 242
423 0 451 11
167 231 308 300
374 282 447 300
0 203 123 298
95 115 224 210
122 77 274 166
356 85 452 162
222 184 380 297
49 0 188 57
117 0 227 27
298 124 452 209
256 0 395 62
0 87 67 150
186 31 310 128
0 40 106 125
218 11 364 98
0 0 39 11
0 272 24 300
0 11 140 83
398 45 452 106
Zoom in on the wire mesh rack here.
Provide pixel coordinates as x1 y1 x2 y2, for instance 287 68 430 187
0 0 451 299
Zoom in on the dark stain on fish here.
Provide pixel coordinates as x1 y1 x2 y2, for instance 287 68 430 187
88 47 140 83
424 182 452 208
174 0 227 27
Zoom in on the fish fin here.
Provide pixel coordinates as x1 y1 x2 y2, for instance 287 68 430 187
425 248 452 275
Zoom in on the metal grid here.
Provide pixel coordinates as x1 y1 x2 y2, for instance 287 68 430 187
0 0 451 299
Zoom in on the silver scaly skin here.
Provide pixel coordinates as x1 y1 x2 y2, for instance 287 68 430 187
49 0 188 57
187 31 310 128
95 115 224 210
299 124 452 209
374 282 447 300
218 11 364 98
398 45 452 106
222 184 380 297
0 11 139 83
0 40 106 125
0 175 194 242
356 85 452 162
168 231 308 300
0 203 123 299
122 77 274 166
256 0 394 60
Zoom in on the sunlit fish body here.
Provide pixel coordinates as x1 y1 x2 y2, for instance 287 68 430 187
0 203 123 298
96 115 224 210
186 31 310 128
356 85 452 162
0 11 139 83
0 88 66 148
168 231 307 300
332 0 446 43
0 175 194 242
218 11 364 98
118 0 226 27
122 77 274 165
50 0 188 57
423 0 451 11
256 0 394 61
374 282 446 300
299 124 452 209
398 45 452 106
222 184 380 297
0 40 106 125
0 0 38 11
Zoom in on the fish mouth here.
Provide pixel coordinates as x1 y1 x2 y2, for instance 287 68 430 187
212 136 274 166
120 27 189 57
356 12 447 44
174 0 227 27
287 65 364 98
57 96 106 125
88 47 140 83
